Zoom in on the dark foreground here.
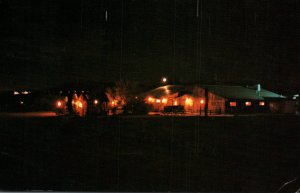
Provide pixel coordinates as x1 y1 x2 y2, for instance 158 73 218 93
0 115 299 192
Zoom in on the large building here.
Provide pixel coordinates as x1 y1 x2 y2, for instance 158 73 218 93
143 84 291 115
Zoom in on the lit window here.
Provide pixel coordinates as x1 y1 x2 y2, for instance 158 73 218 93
259 101 265 106
148 97 155 103
156 99 161 103
245 101 252 106
174 101 178 106
200 99 204 104
185 98 193 106
230 102 237 107
162 98 167 104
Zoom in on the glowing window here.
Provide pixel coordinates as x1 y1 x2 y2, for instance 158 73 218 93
162 98 167 104
245 101 252 106
185 98 193 106
200 99 204 104
230 102 237 107
148 97 155 103
156 99 161 103
259 101 265 106
174 101 178 106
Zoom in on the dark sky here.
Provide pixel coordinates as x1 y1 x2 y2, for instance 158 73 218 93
0 0 299 91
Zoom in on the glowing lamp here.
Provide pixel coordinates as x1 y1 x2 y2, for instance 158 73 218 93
245 101 252 106
162 98 167 104
200 99 204 104
259 101 265 106
148 97 154 103
94 99 99 105
156 99 161 103
78 102 83 108
57 101 62 107
185 98 193 106
230 102 237 107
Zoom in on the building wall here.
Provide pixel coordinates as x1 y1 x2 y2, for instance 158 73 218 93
145 87 226 114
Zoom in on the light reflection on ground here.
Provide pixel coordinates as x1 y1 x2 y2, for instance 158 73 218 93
0 111 57 117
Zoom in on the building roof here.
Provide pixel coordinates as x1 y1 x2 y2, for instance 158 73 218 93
205 85 286 100
145 84 286 100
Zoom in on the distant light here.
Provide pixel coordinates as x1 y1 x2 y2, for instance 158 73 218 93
230 102 237 107
135 96 138 99
13 91 20 95
162 98 167 104
200 99 204 104
185 98 193 106
162 77 167 83
174 101 178 106
56 101 62 108
77 101 83 108
259 101 265 106
94 99 99 105
156 99 161 103
22 91 30 95
245 101 252 106
20 101 24 105
148 97 155 103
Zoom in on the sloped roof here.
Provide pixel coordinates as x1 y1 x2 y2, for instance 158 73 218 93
144 84 286 100
144 85 194 98
205 85 286 100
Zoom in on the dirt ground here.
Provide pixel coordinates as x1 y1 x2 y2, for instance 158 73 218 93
0 115 299 192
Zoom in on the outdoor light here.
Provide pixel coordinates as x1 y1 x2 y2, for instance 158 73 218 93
230 102 237 107
174 101 178 106
162 77 167 83
94 99 99 105
22 91 29 95
259 101 265 106
148 97 155 103
162 98 167 104
78 101 83 108
156 99 161 103
245 101 252 106
185 98 193 106
13 91 20 95
200 99 204 104
56 101 62 108
20 101 24 105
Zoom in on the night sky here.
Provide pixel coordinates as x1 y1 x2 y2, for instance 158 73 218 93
0 0 299 91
